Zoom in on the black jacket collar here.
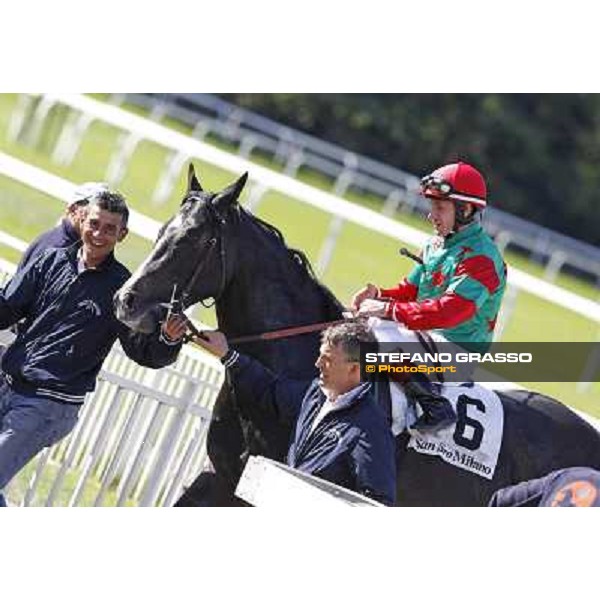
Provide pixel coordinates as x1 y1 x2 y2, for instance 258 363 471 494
66 240 119 273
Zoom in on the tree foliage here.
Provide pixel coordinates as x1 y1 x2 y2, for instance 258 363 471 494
220 94 600 245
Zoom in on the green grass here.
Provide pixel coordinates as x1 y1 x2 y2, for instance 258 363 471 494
0 92 598 416
6 460 136 507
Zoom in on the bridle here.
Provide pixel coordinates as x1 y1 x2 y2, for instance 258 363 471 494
160 202 229 343
179 203 228 310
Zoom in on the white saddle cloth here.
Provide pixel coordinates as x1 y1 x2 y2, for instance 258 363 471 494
369 318 505 480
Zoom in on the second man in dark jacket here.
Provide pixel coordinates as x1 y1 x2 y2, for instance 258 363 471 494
195 321 397 505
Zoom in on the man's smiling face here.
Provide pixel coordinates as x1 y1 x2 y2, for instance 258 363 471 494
81 204 128 267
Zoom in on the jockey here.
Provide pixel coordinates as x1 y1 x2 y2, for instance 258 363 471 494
353 161 507 433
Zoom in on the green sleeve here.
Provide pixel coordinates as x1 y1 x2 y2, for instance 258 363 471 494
406 264 423 287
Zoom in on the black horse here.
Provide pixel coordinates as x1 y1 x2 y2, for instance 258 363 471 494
114 166 600 506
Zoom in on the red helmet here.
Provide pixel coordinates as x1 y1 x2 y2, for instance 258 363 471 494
421 162 487 209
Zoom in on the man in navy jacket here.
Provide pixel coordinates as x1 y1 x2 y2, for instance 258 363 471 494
195 321 397 506
0 189 187 506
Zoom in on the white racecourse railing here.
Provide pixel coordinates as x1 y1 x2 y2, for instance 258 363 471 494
117 93 599 290
14 93 598 325
0 260 224 507
0 152 161 241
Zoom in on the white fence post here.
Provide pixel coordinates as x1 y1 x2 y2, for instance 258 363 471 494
544 250 566 282
151 150 189 205
6 94 37 143
494 284 519 341
315 215 345 277
243 182 268 213
51 110 95 166
22 96 58 148
105 131 142 187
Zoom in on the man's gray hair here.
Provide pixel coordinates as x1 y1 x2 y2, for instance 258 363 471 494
87 190 130 228
321 320 376 363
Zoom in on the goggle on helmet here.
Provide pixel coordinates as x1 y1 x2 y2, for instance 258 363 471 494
419 162 487 210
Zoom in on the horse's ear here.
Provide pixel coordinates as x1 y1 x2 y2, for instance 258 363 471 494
212 172 248 214
187 163 203 194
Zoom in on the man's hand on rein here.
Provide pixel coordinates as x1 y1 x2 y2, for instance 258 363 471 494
161 315 189 343
191 330 230 359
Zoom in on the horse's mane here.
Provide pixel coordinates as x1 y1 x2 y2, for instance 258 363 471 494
239 207 344 316
250 212 316 276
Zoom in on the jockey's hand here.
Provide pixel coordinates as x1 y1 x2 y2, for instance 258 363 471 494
161 315 188 343
351 283 379 311
357 298 388 318
191 330 229 359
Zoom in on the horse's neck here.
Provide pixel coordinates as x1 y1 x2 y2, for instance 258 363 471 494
217 265 339 336
220 233 340 330
216 236 341 375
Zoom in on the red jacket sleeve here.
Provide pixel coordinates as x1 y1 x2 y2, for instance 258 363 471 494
385 292 477 330
379 278 419 303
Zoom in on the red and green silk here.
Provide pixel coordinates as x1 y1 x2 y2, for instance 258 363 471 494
381 223 507 352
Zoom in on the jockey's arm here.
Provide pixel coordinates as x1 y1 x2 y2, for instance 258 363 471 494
352 264 422 310
378 261 423 303
385 292 477 330
379 278 419 303
384 254 500 331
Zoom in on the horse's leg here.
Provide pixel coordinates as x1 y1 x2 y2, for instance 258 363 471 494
174 385 248 507
174 466 248 507
237 410 291 464
207 384 249 478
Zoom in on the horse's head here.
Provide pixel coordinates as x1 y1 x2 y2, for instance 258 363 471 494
114 164 248 333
